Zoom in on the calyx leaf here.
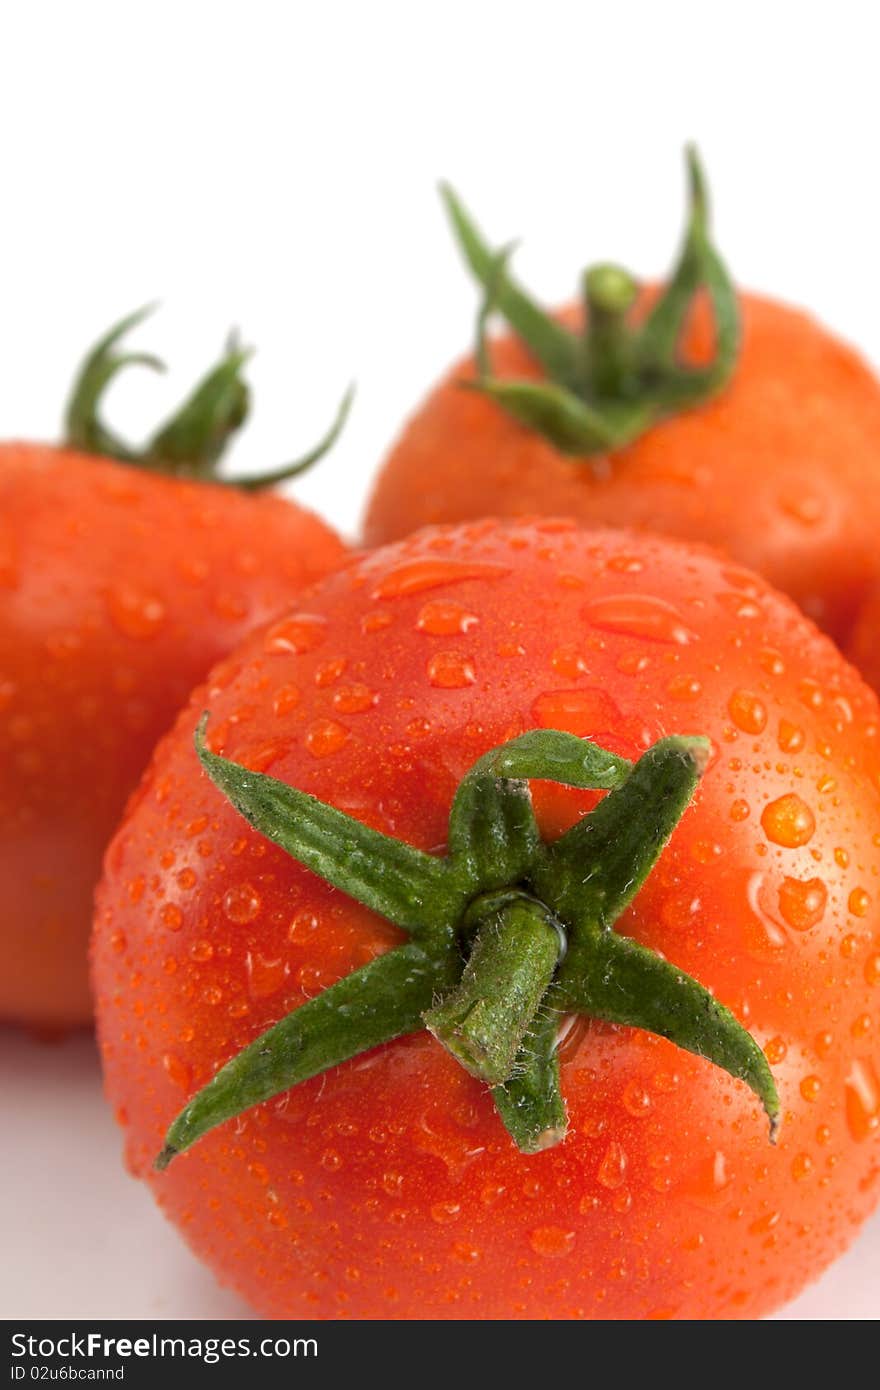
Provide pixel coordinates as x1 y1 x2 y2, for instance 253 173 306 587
156 723 778 1168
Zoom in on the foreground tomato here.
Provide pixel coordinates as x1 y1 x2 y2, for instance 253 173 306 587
0 312 348 1027
364 152 880 643
95 520 880 1319
847 586 880 695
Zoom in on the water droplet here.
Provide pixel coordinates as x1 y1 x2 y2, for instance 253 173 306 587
223 883 262 924
305 718 350 757
288 910 318 941
597 1141 628 1190
791 1153 813 1182
160 903 183 932
764 1036 787 1065
246 952 289 999
778 876 827 931
531 687 621 737
162 1053 191 1089
667 674 703 700
529 1226 575 1258
728 690 767 735
332 684 378 715
848 887 871 918
361 610 393 634
622 1082 651 1117
189 939 214 962
730 799 751 823
320 1149 342 1172
778 720 805 753
372 559 507 599
800 1075 822 1103
430 1201 460 1224
109 930 126 954
426 652 476 689
865 953 880 987
264 613 327 654
583 593 697 645
416 600 479 635
273 683 301 715
851 1014 872 1040
761 794 816 848
106 585 166 639
845 1060 880 1141
314 657 347 688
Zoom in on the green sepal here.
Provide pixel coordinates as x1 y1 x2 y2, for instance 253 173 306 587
532 735 709 936
492 994 568 1153
559 930 780 1138
444 147 740 459
440 183 581 388
194 718 461 934
63 307 349 488
65 304 165 461
156 942 457 1169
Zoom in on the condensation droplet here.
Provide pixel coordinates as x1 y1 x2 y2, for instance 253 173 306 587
305 718 350 757
778 876 827 932
761 794 816 848
264 613 327 655
416 599 479 636
728 690 767 735
845 1059 880 1142
223 884 262 924
529 1226 575 1258
427 652 476 689
583 593 697 645
597 1141 628 1190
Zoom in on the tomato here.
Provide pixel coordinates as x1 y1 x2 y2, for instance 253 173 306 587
94 519 880 1319
847 585 880 695
1 313 348 1026
364 159 880 644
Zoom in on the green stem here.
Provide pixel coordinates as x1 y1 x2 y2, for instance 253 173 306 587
63 307 349 487
443 147 740 460
581 263 638 399
155 724 779 1169
424 892 564 1085
492 992 568 1153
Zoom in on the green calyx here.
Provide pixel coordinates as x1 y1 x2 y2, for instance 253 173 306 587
443 146 740 458
64 305 353 488
155 722 779 1171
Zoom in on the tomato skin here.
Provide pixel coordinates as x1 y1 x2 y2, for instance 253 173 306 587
94 520 880 1320
364 294 880 644
0 445 346 1027
847 586 880 695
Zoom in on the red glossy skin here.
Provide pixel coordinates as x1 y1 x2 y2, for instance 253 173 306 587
0 445 346 1027
847 585 880 695
364 294 880 643
94 520 880 1320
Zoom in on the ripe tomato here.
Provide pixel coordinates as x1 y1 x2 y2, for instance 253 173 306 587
364 162 880 644
847 585 880 695
1 314 348 1027
94 520 880 1319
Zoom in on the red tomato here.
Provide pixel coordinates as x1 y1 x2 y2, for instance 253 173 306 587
365 173 880 644
94 520 880 1319
0 449 345 1027
847 585 880 695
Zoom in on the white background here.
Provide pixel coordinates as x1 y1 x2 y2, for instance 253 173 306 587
1 0 878 1321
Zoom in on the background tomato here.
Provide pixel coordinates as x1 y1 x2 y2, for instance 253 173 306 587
0 445 345 1027
365 183 880 646
94 520 880 1319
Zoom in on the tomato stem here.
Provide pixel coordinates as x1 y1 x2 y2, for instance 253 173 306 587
64 306 351 488
424 891 565 1084
443 146 741 460
155 726 779 1171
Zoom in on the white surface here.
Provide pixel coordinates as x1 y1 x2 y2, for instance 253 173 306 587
1 0 879 1321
